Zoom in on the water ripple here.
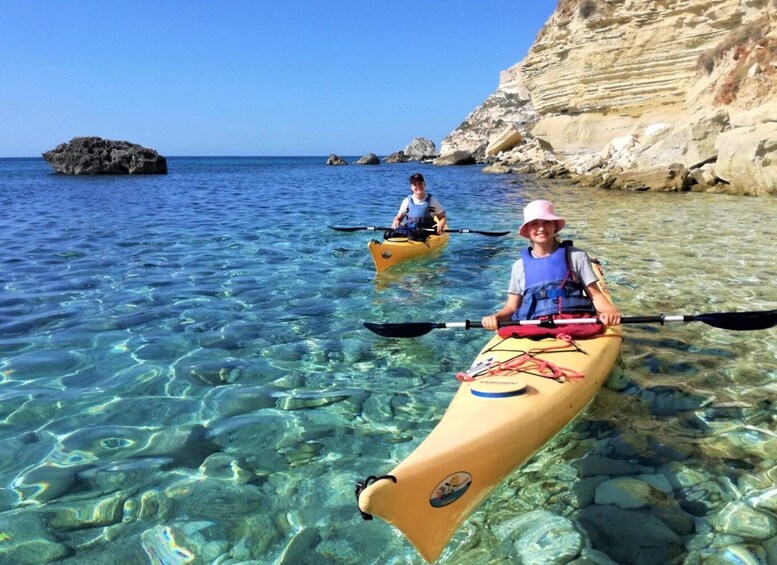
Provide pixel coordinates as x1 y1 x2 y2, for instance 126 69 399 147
0 157 775 563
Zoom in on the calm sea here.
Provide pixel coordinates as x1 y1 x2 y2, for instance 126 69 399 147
0 156 775 564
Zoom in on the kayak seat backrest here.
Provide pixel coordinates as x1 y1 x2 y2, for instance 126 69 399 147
497 322 604 340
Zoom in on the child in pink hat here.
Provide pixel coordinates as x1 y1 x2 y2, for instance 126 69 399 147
482 200 621 329
518 199 566 238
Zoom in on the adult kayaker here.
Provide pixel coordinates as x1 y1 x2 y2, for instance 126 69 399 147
482 199 621 329
390 173 447 235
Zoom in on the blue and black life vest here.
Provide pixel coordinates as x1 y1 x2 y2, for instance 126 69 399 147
513 240 595 320
405 194 435 229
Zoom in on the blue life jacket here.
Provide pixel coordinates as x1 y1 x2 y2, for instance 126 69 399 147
405 194 434 229
513 241 595 320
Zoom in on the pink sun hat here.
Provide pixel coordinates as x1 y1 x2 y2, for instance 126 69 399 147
518 200 566 238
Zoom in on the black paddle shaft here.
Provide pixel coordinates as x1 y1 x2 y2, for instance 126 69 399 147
364 309 777 338
330 226 509 236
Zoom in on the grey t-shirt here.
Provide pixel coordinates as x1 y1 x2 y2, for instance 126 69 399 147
507 246 597 295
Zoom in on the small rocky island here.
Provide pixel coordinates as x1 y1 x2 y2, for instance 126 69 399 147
42 137 167 175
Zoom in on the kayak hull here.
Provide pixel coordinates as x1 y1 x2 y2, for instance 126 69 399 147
367 233 449 272
357 266 622 562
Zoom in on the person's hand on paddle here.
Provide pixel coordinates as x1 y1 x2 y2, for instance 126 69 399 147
482 315 499 331
588 284 621 325
597 308 621 326
435 215 448 235
482 295 519 331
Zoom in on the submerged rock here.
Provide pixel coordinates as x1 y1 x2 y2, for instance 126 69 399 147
42 136 167 175
595 477 666 509
0 511 71 563
576 505 683 564
494 510 584 564
712 501 777 539
688 544 769 565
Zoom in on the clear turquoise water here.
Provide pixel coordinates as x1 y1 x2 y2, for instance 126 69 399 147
0 157 775 564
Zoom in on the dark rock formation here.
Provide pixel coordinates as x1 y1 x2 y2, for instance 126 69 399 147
356 153 380 165
384 151 409 163
42 137 167 175
326 154 348 166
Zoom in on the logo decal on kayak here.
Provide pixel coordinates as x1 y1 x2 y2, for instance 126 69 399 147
381 250 392 259
430 472 472 507
470 378 528 398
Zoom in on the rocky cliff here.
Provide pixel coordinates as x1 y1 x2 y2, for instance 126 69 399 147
441 0 777 196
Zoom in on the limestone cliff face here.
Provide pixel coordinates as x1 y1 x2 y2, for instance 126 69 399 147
442 0 777 195
524 0 775 148
528 1 760 113
440 66 538 157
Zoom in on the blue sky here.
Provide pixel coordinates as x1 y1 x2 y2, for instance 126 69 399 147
1 1 557 157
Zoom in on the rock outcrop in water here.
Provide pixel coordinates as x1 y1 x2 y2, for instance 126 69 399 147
403 137 438 160
356 153 380 165
381 137 439 164
326 154 347 166
384 150 409 163
42 137 167 175
441 0 777 196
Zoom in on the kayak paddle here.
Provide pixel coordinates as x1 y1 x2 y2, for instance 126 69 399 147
331 226 510 236
331 226 392 232
363 309 777 338
442 228 511 236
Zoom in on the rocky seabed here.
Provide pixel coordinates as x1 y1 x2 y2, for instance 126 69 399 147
2 380 777 564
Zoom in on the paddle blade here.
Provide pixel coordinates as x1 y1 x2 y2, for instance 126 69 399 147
693 309 777 331
363 322 437 338
471 230 510 237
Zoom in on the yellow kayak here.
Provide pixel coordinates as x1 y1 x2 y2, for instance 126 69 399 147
357 265 622 562
368 232 449 272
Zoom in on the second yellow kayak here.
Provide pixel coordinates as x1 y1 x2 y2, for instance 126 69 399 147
368 232 449 272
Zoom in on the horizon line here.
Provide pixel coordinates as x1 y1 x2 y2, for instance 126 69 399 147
1 154 429 160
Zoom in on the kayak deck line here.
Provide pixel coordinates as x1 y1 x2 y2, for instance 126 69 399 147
455 332 623 383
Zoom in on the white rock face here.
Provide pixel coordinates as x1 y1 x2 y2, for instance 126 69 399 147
440 67 538 156
715 122 777 195
442 0 777 195
485 125 525 156
403 137 437 159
